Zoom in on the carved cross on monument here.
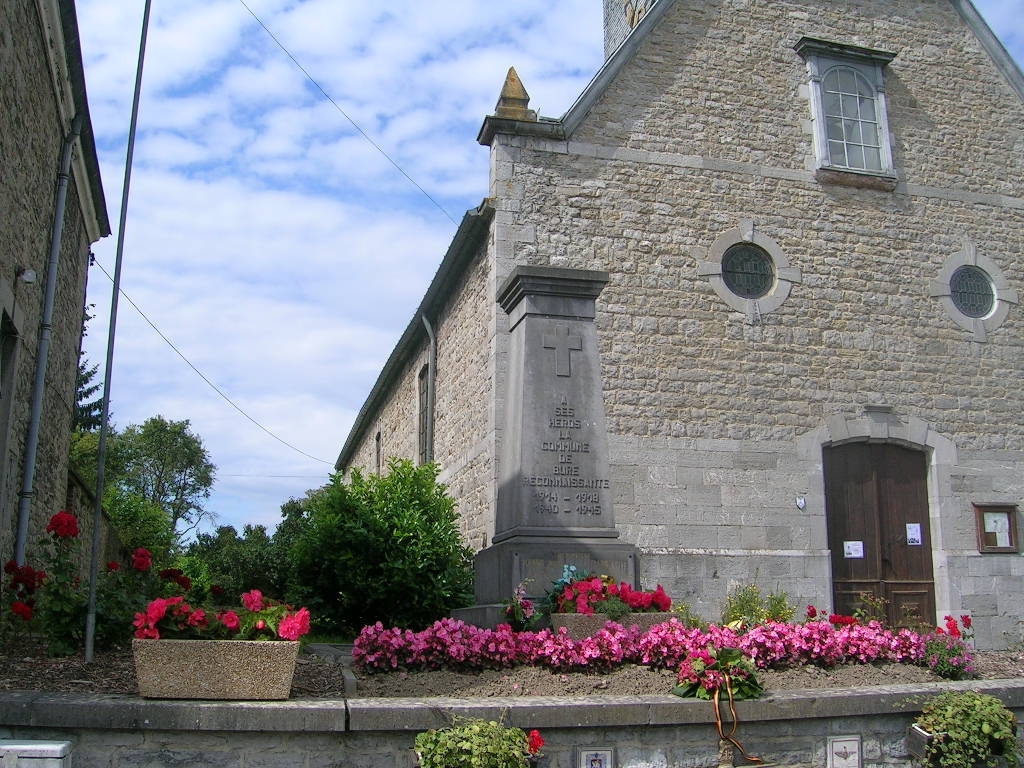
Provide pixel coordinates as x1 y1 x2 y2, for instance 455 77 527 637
542 325 582 377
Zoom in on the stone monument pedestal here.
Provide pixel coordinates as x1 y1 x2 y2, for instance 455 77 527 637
455 266 641 628
460 536 640 627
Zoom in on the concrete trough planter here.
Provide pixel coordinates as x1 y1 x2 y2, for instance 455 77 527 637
550 612 674 639
133 638 299 700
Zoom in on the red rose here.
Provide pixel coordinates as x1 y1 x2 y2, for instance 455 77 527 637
131 548 152 571
11 601 33 621
960 614 972 629
527 729 544 755
106 561 120 572
46 511 79 538
806 605 817 619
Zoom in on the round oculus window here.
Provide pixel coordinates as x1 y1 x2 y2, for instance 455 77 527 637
950 265 995 318
721 243 774 299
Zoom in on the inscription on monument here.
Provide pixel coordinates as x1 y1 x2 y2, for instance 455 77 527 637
524 395 608 518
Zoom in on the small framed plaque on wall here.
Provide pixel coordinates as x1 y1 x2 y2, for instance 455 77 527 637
973 503 1019 554
575 747 615 768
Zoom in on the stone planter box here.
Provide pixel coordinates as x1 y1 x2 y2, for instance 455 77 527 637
550 612 674 639
133 638 299 700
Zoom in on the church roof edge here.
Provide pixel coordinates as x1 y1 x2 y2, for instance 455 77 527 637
949 0 1024 103
334 200 495 472
479 0 1023 147
478 0 678 145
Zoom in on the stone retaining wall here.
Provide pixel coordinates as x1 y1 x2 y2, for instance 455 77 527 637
1 679 1022 767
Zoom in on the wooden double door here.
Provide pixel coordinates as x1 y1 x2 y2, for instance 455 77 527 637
823 443 935 628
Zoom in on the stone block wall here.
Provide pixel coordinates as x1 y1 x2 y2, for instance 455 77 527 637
2 681 1023 768
344 344 426 476
0 0 99 571
431 245 497 547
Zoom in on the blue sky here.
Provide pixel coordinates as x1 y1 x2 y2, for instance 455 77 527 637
74 0 1024 539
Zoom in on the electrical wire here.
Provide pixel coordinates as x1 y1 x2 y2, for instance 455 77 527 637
236 0 458 226
91 259 335 467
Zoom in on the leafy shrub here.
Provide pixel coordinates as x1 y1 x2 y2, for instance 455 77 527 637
415 718 543 768
671 600 708 630
4 512 169 654
915 690 1019 768
289 459 473 634
721 583 796 626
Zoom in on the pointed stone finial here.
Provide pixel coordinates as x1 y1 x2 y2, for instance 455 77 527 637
493 67 537 121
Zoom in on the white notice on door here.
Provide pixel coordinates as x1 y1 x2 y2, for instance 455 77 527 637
843 541 864 559
906 523 922 545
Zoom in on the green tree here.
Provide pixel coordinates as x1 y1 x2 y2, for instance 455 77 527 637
114 416 215 538
185 524 278 598
289 459 474 634
104 485 176 557
73 359 105 431
270 498 309 597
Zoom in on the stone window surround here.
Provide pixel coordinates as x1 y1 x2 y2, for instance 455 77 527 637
796 37 897 191
928 238 1018 342
698 221 802 322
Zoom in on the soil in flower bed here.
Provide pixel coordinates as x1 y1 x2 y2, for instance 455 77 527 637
1 647 1023 698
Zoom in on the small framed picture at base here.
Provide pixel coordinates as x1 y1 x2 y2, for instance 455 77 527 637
575 747 615 768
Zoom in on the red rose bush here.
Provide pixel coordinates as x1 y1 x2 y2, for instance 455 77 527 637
133 588 310 642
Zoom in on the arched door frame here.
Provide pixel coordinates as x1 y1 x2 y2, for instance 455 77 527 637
798 407 958 626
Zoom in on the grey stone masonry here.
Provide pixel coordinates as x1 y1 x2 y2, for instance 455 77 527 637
0 0 109 570
1 680 1023 767
337 0 1024 648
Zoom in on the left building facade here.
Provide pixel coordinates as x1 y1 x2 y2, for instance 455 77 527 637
0 0 113 569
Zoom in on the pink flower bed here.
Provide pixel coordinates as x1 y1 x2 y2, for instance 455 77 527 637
353 616 928 674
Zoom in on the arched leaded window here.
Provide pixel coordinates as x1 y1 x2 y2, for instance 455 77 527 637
822 65 882 171
795 37 896 184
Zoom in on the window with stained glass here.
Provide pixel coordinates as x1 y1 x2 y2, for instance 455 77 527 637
721 244 774 299
822 66 882 171
950 265 995 318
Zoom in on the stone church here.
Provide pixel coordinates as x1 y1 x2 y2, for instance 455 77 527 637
336 0 1024 649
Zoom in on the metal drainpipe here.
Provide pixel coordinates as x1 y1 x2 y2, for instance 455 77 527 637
14 114 83 564
421 314 436 463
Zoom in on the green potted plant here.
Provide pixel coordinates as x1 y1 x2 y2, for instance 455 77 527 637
908 690 1019 767
414 717 544 767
